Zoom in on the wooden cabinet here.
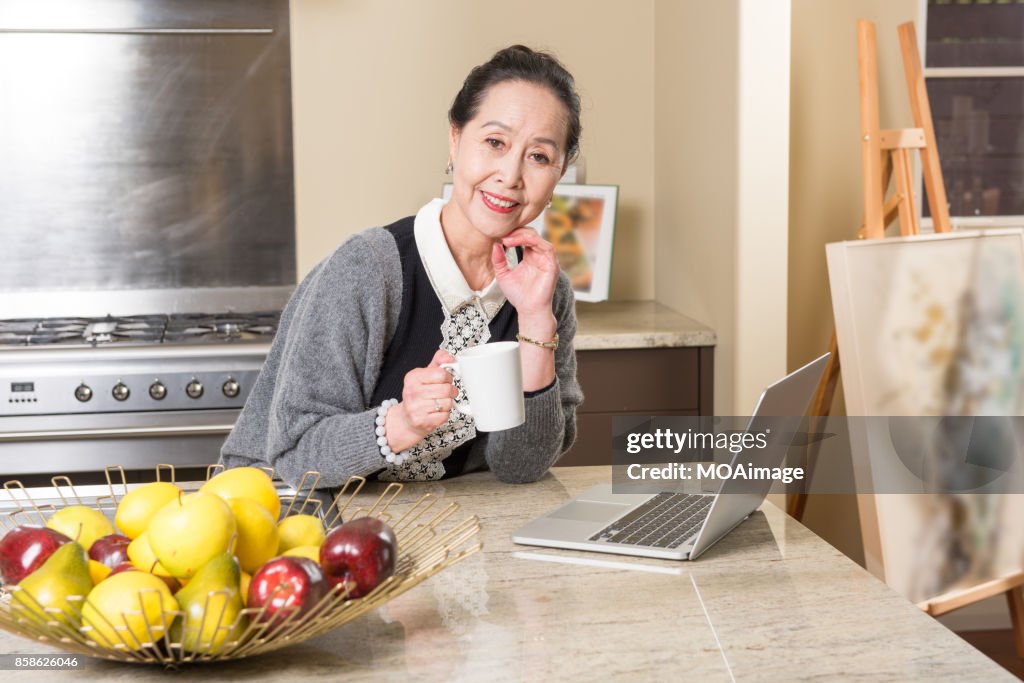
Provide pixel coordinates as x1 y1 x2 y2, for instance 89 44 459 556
557 346 714 466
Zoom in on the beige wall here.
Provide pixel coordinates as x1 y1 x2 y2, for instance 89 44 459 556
788 0 917 378
290 0 655 302
788 0 918 570
292 0 790 416
655 0 791 415
654 0 739 412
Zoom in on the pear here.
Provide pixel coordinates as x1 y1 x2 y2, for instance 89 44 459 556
169 552 248 654
12 541 92 628
226 497 279 574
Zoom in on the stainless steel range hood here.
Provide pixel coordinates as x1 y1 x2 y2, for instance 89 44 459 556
0 0 296 318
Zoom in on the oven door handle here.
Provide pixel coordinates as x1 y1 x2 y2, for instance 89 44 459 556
0 424 235 441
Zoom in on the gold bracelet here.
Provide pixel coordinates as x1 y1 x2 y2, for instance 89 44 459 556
516 332 559 350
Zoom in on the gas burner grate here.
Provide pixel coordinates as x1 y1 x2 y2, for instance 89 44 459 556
0 319 94 346
80 316 166 345
0 312 281 347
163 312 281 344
0 331 83 346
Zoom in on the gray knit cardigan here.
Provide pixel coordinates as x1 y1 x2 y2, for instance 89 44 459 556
219 226 583 488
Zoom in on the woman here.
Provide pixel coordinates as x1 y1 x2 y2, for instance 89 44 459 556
220 45 584 487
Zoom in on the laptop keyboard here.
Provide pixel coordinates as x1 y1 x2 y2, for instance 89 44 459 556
588 492 713 549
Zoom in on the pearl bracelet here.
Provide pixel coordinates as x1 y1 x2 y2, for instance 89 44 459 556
375 398 412 466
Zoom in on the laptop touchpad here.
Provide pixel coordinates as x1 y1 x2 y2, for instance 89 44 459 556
548 500 632 523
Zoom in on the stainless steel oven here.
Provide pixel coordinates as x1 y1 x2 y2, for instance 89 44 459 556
0 310 282 478
0 0 295 480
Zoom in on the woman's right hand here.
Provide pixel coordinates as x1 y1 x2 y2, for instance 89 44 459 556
383 349 458 453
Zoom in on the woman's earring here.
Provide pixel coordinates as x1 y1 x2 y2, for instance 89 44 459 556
445 161 453 175
546 196 553 209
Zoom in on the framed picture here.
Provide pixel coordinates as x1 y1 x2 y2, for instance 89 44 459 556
441 184 618 302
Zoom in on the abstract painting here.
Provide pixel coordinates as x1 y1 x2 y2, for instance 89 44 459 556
827 229 1024 603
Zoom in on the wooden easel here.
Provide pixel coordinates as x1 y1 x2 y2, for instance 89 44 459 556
789 20 1024 657
789 19 951 521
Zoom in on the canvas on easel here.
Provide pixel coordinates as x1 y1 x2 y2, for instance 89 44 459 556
827 230 1024 603
796 19 1024 653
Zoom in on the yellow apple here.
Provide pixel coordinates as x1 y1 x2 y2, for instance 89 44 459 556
148 492 236 579
126 532 174 578
82 571 178 650
200 468 280 521
277 514 325 554
282 545 321 563
46 505 115 552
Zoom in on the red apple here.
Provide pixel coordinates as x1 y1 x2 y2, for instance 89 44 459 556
0 525 72 585
319 517 397 599
108 561 136 576
248 556 328 630
88 533 131 569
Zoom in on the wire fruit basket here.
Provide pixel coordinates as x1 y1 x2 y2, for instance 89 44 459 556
0 465 482 666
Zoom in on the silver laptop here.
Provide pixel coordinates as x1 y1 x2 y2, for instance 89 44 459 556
512 353 828 560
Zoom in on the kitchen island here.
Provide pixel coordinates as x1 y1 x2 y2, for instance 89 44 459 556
0 466 1012 681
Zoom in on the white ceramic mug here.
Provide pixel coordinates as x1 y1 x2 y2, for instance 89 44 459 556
441 341 525 432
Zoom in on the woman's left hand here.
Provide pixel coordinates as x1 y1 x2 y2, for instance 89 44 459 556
493 226 559 392
492 227 559 319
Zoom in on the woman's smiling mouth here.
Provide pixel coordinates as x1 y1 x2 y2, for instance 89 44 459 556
480 190 520 213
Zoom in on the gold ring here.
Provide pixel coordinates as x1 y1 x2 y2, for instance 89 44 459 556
434 399 442 413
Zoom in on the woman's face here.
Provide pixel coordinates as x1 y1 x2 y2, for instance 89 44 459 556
446 80 568 241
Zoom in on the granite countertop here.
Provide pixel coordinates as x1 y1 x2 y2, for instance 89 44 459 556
574 300 716 351
0 466 1011 681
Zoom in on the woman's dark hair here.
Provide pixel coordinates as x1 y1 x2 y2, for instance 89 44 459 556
449 45 582 166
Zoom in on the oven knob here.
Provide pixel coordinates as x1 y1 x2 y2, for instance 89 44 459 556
74 384 93 402
112 383 130 401
186 380 204 399
149 382 167 400
222 379 240 398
